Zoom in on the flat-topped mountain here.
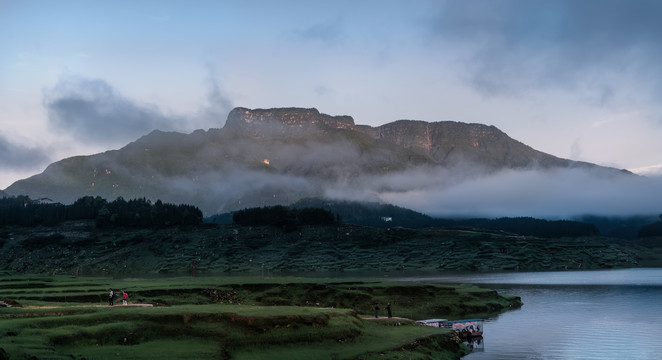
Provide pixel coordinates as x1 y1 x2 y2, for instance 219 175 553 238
225 107 356 135
4 107 626 215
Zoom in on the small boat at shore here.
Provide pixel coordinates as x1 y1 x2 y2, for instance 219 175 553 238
416 318 484 338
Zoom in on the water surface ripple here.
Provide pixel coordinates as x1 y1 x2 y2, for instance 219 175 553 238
397 268 662 360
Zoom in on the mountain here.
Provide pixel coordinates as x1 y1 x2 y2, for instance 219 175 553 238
5 107 628 215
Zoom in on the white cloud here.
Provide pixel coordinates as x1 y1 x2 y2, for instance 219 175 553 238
375 167 662 218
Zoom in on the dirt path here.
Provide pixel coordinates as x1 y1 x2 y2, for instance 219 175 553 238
22 303 154 309
361 316 410 320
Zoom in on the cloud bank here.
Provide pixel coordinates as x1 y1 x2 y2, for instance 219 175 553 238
373 167 662 219
1 73 234 189
178 159 662 219
43 76 187 146
42 73 234 146
0 135 50 170
433 0 662 99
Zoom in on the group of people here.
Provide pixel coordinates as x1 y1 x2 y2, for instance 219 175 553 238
108 289 393 318
108 288 129 306
373 302 392 318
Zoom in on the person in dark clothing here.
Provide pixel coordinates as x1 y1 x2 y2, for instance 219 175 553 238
387 302 392 318
374 303 380 318
108 288 114 306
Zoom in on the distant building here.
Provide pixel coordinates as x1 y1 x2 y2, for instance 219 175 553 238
381 216 392 222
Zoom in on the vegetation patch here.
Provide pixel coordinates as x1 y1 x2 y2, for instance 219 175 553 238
2 223 659 276
0 274 520 359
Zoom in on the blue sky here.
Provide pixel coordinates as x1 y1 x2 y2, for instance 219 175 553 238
3 0 662 189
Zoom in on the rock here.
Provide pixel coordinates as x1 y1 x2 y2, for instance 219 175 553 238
224 107 355 137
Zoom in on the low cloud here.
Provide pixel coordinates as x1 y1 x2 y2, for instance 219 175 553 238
43 73 233 146
294 18 344 45
372 167 662 219
44 76 185 146
129 166 320 215
189 159 662 219
195 64 233 128
0 134 50 170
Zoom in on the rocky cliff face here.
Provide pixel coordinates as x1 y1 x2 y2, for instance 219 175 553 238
357 119 570 168
224 107 355 138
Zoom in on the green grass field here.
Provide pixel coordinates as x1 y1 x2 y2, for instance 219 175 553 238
0 273 518 359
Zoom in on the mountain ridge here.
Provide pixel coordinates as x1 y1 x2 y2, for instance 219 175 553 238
4 107 629 215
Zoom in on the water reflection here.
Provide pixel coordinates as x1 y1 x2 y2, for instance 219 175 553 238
464 336 484 353
395 268 662 360
392 268 662 286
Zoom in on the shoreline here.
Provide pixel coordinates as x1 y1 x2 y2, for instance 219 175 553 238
0 273 520 359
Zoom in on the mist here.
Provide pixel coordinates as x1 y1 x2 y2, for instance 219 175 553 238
9 79 662 221
41 73 233 148
0 135 50 170
43 76 186 146
146 126 662 219
371 167 662 219
183 161 662 219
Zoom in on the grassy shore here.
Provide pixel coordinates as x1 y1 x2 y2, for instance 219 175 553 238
0 273 521 359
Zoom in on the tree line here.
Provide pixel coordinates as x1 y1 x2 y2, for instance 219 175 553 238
434 217 601 238
0 195 202 228
232 205 338 230
638 215 662 238
291 198 601 238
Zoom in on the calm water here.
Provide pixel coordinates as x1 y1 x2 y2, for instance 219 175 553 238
395 268 662 360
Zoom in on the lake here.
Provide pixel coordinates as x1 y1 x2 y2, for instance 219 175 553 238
394 268 662 360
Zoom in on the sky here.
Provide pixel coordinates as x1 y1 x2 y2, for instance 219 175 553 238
2 0 662 191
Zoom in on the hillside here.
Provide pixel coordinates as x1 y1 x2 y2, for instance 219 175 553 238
4 107 629 215
287 198 600 238
2 221 659 277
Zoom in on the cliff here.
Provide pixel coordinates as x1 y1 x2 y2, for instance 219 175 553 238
357 120 571 168
224 107 355 138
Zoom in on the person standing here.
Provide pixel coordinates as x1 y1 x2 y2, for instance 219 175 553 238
374 303 380 318
108 288 114 306
387 302 392 318
122 291 128 305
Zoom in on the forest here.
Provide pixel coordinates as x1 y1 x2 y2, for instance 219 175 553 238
289 198 604 238
638 215 662 238
232 205 337 230
0 195 202 228
3 194 661 239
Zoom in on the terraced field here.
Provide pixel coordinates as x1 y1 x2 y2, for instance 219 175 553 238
1 222 657 277
0 273 521 359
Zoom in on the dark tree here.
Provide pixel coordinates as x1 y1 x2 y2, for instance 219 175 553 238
0 195 202 229
232 205 336 229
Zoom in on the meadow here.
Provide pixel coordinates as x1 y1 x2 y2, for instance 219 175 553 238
0 272 521 359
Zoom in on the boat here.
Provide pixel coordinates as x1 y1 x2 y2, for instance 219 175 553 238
416 318 484 338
